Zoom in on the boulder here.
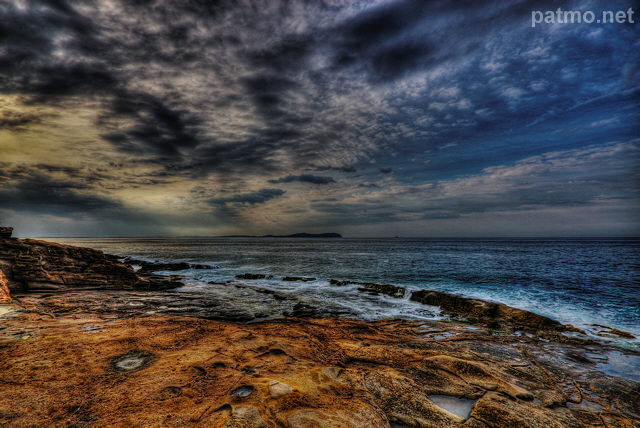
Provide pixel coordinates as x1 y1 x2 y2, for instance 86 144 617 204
329 279 405 298
236 273 269 280
0 227 13 238
268 380 292 398
282 276 315 282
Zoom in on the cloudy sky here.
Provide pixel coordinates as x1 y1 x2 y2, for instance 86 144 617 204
0 0 638 237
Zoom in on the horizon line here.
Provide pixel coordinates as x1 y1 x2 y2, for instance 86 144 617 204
24 235 640 240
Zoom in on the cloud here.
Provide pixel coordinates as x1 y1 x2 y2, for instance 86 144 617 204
0 0 637 236
0 171 120 215
268 174 335 185
207 188 286 205
101 92 202 156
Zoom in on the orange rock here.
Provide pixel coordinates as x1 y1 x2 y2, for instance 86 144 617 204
0 310 638 427
0 270 10 303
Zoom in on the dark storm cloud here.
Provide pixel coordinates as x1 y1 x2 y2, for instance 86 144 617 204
0 0 116 99
314 165 357 173
245 34 314 73
1 0 610 174
241 74 302 121
1 0 638 236
102 92 202 156
207 188 285 206
0 172 119 214
268 174 335 185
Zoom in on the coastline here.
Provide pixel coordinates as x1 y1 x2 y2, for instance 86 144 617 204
1 236 639 426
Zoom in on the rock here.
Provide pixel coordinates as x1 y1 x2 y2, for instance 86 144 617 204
0 270 11 303
538 390 566 408
268 380 292 398
282 276 315 282
235 273 268 280
0 227 13 238
287 407 388 428
592 324 636 339
121 259 219 273
226 405 266 428
1 309 638 427
137 261 190 273
190 263 219 270
410 289 565 332
471 392 578 427
356 282 405 298
329 279 406 298
0 237 182 292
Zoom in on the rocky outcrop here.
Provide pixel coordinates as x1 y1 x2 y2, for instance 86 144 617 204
0 308 638 427
282 276 316 282
0 227 13 238
0 237 182 292
410 289 570 332
329 279 406 298
236 273 272 280
328 279 577 333
121 258 220 273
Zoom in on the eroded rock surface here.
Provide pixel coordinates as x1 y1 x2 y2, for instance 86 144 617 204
0 304 638 427
0 270 11 303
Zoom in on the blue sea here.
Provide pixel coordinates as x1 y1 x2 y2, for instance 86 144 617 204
50 237 640 341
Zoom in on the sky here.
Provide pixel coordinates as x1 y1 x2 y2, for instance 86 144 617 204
0 0 638 237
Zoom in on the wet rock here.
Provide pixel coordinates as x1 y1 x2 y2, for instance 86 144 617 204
410 289 566 332
329 279 406 298
127 261 221 273
235 273 269 280
592 324 636 339
282 276 316 282
268 380 292 398
138 261 190 273
288 302 321 317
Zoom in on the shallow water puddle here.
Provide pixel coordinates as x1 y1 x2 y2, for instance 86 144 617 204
109 350 155 373
231 385 254 397
428 395 476 420
594 350 640 382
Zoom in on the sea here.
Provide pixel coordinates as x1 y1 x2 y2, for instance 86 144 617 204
50 237 640 343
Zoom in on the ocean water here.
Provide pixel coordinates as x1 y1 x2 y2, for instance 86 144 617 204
50 237 640 340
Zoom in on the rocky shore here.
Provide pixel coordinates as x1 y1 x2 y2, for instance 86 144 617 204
1 233 639 427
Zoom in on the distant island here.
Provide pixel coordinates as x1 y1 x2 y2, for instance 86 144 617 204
218 232 342 238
